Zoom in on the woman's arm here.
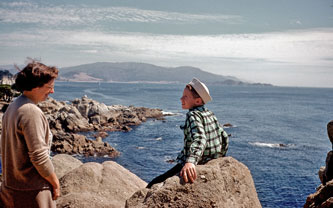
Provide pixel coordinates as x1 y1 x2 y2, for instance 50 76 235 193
44 172 60 200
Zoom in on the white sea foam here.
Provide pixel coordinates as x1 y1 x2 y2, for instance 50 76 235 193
155 137 162 141
162 111 181 116
250 142 292 148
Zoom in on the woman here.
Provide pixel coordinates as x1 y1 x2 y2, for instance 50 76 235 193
0 61 60 207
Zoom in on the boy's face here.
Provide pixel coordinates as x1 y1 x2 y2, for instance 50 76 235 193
181 87 197 109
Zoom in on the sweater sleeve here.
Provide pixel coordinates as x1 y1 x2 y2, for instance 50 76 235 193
19 105 54 178
185 112 207 165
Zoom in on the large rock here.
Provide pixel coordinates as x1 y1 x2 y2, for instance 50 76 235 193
52 154 83 179
304 180 333 208
54 156 147 208
126 157 262 208
51 131 119 157
318 151 333 186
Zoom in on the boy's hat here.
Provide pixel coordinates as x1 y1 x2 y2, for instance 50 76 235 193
188 78 212 104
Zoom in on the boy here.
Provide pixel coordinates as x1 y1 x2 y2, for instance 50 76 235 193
147 78 229 188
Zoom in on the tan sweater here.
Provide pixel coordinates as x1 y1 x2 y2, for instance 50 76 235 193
1 95 54 190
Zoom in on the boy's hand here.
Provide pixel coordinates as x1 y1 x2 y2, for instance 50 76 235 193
180 162 197 183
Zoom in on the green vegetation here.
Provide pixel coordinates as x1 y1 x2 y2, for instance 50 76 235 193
0 84 20 102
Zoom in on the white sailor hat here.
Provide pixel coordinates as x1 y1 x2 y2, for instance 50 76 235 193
188 78 212 104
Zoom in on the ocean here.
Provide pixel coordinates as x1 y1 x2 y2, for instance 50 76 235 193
2 82 333 207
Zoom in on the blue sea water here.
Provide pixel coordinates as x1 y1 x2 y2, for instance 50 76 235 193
2 82 333 207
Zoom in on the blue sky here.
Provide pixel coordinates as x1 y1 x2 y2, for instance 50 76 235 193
0 0 332 87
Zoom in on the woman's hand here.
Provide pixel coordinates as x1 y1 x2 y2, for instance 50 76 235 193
45 172 61 200
180 162 197 183
52 184 61 200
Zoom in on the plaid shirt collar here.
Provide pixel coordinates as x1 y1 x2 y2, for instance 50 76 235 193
189 105 205 112
180 105 206 130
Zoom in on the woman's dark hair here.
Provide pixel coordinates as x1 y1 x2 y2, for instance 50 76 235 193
13 61 58 92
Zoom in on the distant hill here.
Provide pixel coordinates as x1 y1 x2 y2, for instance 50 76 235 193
0 62 271 86
59 62 271 86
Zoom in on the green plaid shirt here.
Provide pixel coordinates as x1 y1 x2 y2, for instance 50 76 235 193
177 105 229 165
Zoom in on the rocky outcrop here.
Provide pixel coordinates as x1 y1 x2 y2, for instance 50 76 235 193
52 154 147 208
51 131 119 157
304 180 333 208
36 95 164 157
0 95 164 157
126 157 262 208
304 120 333 208
39 96 164 134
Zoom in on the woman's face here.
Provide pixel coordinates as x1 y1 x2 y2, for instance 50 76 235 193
33 79 55 103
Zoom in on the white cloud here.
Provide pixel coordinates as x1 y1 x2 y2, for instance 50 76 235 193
0 2 242 26
1 28 332 68
60 28 333 67
80 49 98 54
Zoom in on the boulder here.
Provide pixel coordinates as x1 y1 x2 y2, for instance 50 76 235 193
51 132 119 157
72 95 114 125
318 151 333 186
52 154 83 179
319 166 326 185
126 157 262 208
54 156 147 208
304 180 333 208
58 105 91 132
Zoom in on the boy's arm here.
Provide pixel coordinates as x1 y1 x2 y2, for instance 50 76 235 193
180 113 207 183
185 113 207 165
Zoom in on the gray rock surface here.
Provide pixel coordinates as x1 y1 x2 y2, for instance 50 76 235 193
52 154 83 179
126 157 262 208
304 180 333 208
52 154 147 208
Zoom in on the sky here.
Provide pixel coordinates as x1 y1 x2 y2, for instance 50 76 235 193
0 0 332 87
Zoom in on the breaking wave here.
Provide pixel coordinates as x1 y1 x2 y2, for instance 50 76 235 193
249 142 294 148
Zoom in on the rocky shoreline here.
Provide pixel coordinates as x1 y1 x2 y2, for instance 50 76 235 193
0 95 165 157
